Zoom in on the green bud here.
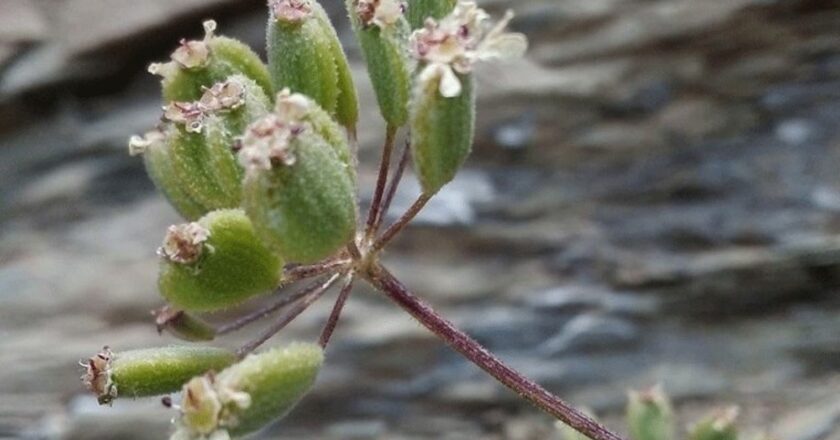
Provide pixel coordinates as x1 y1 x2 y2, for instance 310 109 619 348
267 0 341 117
690 407 740 440
410 71 475 195
81 346 235 405
239 99 356 264
346 0 413 128
405 0 456 29
158 209 283 312
131 76 271 219
150 20 272 103
171 343 324 439
154 306 216 342
627 385 675 440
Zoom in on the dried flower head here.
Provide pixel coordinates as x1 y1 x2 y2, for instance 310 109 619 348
356 0 405 29
81 346 116 405
128 130 165 156
159 223 211 264
269 0 312 23
237 88 310 172
199 80 246 112
149 20 216 77
410 1 527 97
163 101 206 133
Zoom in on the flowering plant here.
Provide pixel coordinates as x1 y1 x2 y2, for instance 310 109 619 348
79 1 625 439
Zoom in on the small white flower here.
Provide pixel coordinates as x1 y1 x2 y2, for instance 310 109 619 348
269 0 312 23
410 1 527 97
237 89 309 173
356 0 405 29
159 223 211 264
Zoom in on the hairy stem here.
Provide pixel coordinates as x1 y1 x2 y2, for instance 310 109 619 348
282 259 350 286
364 126 397 240
365 264 625 440
236 273 341 357
318 273 355 348
371 193 431 252
374 135 411 233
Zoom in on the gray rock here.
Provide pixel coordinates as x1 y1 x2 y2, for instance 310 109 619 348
540 313 640 355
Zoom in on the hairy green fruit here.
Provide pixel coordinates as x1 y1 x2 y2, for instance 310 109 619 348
81 346 235 405
242 131 356 263
346 0 413 128
406 0 457 29
267 1 341 118
627 386 675 440
158 209 283 312
172 343 324 439
410 72 475 194
690 407 740 440
151 20 272 103
311 1 360 130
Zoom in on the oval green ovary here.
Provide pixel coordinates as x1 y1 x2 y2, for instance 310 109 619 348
159 210 282 312
110 346 235 398
267 18 340 115
223 344 324 436
167 127 239 210
244 134 356 263
411 73 475 194
143 142 208 220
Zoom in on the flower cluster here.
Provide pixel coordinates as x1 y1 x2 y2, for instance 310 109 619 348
159 223 211 264
269 0 312 23
237 89 310 172
410 1 526 97
355 0 405 29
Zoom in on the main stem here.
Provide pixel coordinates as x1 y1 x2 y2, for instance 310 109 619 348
365 263 625 440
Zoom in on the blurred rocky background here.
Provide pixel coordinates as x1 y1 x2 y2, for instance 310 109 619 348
1 0 840 439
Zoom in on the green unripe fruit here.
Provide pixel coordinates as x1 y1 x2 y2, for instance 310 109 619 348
346 0 413 128
406 0 457 29
81 346 235 405
238 103 356 264
131 130 206 220
172 343 324 439
267 1 341 117
627 386 675 440
158 209 283 312
311 1 360 130
150 20 272 103
410 72 475 194
690 407 740 440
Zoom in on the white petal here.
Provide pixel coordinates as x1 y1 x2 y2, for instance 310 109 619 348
438 66 462 98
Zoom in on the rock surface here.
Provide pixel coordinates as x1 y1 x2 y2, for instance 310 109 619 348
1 0 839 439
